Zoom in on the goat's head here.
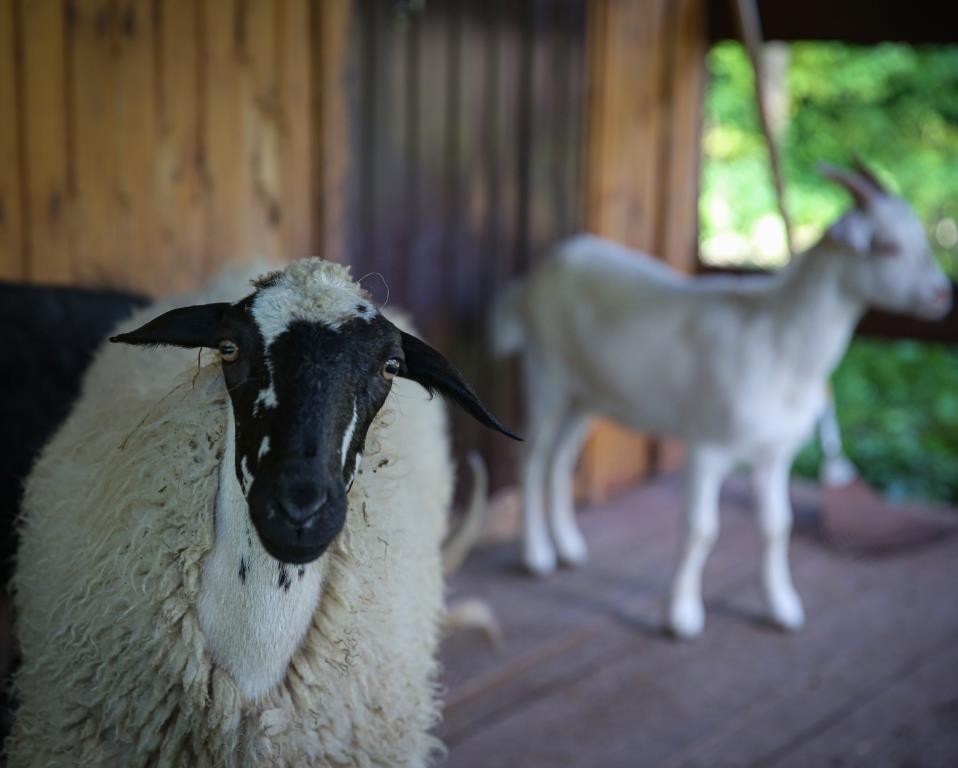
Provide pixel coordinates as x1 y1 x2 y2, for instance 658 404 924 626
819 161 952 320
112 259 518 564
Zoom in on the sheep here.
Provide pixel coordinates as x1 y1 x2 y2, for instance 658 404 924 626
8 258 517 767
492 163 953 639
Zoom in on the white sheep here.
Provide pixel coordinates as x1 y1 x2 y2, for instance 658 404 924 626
9 258 516 766
492 164 952 638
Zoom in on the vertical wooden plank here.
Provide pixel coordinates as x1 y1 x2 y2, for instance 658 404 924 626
154 0 206 292
0 0 23 279
350 0 377 277
656 0 706 274
407 4 449 323
512 0 534 276
371 0 406 290
19 0 73 283
276 0 312 261
479 0 513 487
493 0 520 287
394 0 421 304
241 0 281 263
204 0 249 272
112 0 157 292
311 0 351 264
71 0 120 286
583 0 667 249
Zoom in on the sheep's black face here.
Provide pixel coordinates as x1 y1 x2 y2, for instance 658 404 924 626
109 260 519 566
221 302 402 564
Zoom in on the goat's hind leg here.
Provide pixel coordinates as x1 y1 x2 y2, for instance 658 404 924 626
547 411 591 567
752 451 805 631
667 447 729 639
519 352 568 576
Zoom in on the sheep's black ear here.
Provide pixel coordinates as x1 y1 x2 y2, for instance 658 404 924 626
110 303 230 349
399 331 521 440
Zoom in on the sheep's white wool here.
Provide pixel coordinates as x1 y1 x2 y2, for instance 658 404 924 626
10 261 453 767
199 406 328 702
251 260 376 348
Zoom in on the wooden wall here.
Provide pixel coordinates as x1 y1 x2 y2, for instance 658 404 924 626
578 0 707 499
0 0 349 296
1 0 709 499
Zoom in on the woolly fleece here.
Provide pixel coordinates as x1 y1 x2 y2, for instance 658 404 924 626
9 260 452 767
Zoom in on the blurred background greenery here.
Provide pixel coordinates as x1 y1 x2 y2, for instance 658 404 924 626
700 42 958 503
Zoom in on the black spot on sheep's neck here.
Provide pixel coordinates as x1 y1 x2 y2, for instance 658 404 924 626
238 557 247 584
277 563 292 592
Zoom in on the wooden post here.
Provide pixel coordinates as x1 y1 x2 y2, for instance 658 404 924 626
578 0 707 501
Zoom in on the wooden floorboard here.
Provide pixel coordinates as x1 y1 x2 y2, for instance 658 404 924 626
770 641 958 768
437 474 958 768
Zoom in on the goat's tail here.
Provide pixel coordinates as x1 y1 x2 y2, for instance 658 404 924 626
441 452 488 577
489 279 526 358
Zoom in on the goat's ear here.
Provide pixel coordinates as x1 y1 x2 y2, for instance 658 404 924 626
825 211 875 254
110 303 230 349
398 330 521 440
817 163 878 209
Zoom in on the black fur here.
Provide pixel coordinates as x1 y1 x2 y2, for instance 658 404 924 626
399 331 521 440
110 303 230 349
112 288 519 565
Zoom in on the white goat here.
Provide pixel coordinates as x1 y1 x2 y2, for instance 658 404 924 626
492 165 952 638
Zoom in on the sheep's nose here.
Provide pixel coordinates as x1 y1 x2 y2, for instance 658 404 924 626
276 479 327 525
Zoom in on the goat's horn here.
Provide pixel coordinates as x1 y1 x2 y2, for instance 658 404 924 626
816 163 876 209
850 157 887 194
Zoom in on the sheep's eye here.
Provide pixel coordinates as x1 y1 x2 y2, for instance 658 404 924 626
218 340 240 362
381 358 401 381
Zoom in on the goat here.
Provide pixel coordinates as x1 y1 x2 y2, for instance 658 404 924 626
492 164 952 638
9 259 517 766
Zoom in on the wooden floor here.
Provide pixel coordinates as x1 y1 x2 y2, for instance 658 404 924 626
437 473 958 768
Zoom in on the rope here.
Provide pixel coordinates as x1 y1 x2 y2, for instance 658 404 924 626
731 0 795 260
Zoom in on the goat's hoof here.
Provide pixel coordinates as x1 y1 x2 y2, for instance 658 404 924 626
769 591 805 632
555 532 589 568
667 599 705 640
523 541 557 577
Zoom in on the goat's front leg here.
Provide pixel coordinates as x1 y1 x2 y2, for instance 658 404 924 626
547 412 591 567
667 446 729 639
752 451 805 631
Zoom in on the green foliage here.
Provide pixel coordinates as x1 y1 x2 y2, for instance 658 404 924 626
794 340 958 503
703 42 958 503
702 42 958 275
